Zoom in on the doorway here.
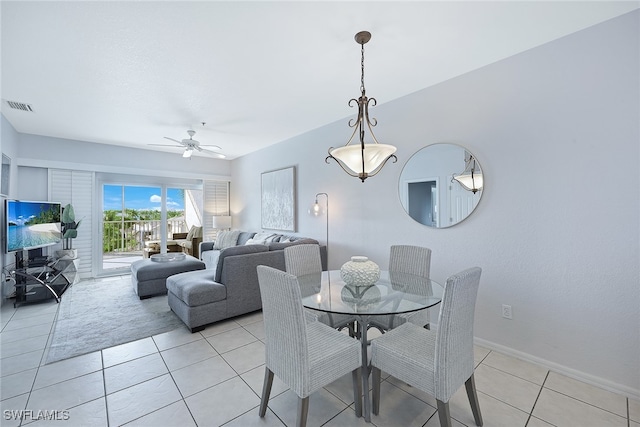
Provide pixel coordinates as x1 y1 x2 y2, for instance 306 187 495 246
100 185 191 274
407 180 438 228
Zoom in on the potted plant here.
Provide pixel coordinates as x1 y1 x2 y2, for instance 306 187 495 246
57 203 81 259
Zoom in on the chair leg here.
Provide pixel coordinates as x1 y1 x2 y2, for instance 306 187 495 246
437 399 453 427
465 374 483 426
348 321 356 338
372 367 381 415
259 368 274 417
297 396 309 427
352 367 363 417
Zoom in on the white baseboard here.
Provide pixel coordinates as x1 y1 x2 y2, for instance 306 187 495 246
474 337 640 400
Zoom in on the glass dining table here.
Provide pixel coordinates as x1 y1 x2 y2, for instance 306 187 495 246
299 270 444 422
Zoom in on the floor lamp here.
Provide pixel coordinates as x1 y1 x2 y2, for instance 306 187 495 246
309 193 329 265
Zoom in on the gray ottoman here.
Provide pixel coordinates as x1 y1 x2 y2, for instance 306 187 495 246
166 270 228 333
131 255 205 299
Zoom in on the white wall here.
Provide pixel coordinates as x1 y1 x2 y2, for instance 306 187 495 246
15 133 231 180
1 115 19 197
231 11 640 396
0 115 20 295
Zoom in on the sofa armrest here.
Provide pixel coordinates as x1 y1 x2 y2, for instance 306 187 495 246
199 241 216 257
220 250 286 316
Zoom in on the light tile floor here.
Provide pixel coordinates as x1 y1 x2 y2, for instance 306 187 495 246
1 277 638 427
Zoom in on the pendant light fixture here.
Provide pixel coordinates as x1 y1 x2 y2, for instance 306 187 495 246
326 31 397 182
452 154 483 194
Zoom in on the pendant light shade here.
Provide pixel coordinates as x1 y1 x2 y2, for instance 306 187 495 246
452 155 483 194
328 144 397 179
326 31 397 182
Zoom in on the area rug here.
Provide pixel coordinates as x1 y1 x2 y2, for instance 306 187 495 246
45 276 183 364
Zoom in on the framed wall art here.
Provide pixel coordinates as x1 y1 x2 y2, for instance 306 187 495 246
261 166 296 231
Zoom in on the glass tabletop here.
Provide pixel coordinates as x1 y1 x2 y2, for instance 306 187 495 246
300 270 443 316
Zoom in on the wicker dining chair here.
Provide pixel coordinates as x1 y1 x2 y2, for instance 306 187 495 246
257 266 362 427
370 267 483 427
370 244 433 331
284 244 356 333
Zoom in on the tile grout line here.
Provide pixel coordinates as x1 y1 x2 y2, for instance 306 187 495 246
524 370 550 426
100 348 112 427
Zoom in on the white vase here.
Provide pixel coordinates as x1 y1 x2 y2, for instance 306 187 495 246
340 256 380 287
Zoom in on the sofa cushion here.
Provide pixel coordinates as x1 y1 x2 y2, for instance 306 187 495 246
237 231 256 246
187 225 203 240
215 244 269 283
268 238 319 251
202 249 221 270
244 232 278 245
166 270 226 306
214 230 241 250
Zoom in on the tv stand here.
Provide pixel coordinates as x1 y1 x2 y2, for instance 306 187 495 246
15 248 48 269
6 256 76 307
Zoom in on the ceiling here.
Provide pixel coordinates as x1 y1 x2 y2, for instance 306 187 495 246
2 1 638 160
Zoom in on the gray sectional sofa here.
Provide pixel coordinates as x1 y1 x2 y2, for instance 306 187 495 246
166 231 326 332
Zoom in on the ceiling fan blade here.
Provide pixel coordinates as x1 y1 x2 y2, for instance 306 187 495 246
199 148 226 159
164 136 187 145
148 143 182 147
198 144 223 150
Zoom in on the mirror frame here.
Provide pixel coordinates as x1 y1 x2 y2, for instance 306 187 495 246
398 143 483 228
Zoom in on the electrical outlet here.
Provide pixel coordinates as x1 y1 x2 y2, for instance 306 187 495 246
502 304 513 319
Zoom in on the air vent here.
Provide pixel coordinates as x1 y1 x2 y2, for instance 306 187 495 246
4 100 34 112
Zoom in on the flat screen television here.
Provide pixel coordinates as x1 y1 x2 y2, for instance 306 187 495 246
5 199 62 253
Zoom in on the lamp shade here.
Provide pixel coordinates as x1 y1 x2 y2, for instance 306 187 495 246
309 201 324 216
212 215 232 229
328 144 397 179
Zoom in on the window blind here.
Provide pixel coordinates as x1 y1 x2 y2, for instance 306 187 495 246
203 180 230 241
50 169 94 277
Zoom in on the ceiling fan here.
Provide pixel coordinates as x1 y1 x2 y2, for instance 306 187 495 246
149 129 226 159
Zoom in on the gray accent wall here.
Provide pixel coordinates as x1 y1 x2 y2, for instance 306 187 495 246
231 11 639 395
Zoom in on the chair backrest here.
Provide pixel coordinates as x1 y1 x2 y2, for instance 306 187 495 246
389 245 432 278
434 266 482 401
256 265 310 395
284 244 322 276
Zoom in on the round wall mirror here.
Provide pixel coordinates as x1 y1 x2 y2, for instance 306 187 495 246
398 143 483 228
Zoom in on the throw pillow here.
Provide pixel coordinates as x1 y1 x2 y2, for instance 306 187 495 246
219 229 241 249
186 226 196 240
245 232 276 245
213 231 227 250
264 234 281 243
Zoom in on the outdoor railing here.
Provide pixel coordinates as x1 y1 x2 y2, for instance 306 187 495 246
103 219 187 254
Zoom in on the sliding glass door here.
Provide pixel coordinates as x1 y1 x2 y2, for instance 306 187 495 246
101 185 190 274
